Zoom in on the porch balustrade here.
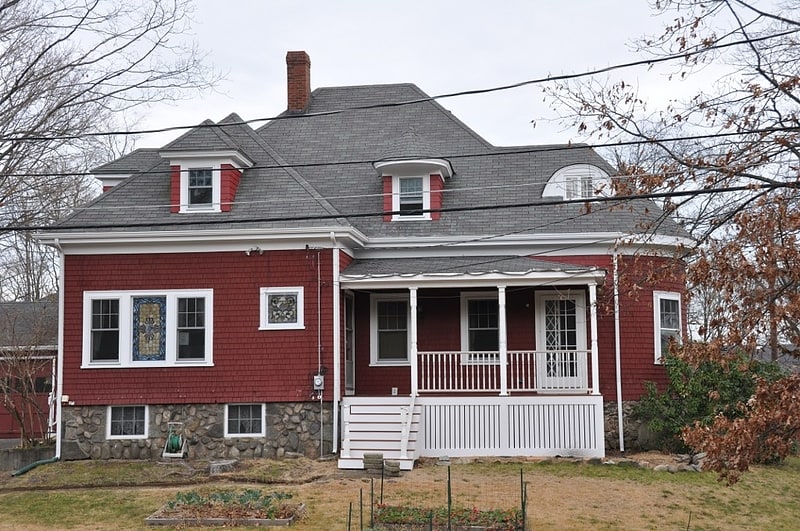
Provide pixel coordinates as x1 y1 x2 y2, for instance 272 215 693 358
416 350 590 394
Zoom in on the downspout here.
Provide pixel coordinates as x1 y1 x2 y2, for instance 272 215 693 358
54 238 65 460
613 246 625 453
316 248 323 456
330 233 341 455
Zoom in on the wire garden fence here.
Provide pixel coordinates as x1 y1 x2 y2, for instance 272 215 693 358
346 462 528 530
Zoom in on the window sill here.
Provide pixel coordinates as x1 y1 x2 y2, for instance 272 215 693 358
81 361 214 369
259 324 306 331
223 433 266 439
369 360 411 367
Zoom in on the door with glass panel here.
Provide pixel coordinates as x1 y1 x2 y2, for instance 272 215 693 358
535 291 587 391
344 294 355 395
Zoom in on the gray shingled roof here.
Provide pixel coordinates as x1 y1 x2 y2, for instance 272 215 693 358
0 300 58 349
50 82 686 241
342 256 599 277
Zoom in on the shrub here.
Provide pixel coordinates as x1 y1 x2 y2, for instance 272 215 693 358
635 350 783 453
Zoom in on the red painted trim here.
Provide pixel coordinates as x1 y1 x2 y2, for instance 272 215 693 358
430 174 444 220
220 164 241 212
382 176 393 221
170 165 181 213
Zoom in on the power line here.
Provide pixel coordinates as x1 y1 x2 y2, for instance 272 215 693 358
10 180 792 233
6 123 800 180
1 27 796 144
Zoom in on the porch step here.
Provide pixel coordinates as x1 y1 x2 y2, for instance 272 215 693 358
339 397 421 470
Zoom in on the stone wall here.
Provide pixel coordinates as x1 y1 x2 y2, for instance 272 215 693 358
604 401 658 452
60 402 333 461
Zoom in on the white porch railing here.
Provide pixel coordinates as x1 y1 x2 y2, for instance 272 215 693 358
417 350 590 394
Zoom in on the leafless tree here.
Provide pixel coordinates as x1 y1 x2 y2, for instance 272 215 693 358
0 300 57 447
0 0 217 300
545 0 800 481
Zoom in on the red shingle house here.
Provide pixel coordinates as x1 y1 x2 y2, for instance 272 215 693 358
38 52 688 468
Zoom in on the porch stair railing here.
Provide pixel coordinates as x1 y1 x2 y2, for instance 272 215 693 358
417 350 590 394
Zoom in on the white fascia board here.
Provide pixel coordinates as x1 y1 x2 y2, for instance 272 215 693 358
358 232 625 259
159 149 255 169
36 227 368 255
358 232 691 259
94 174 130 187
340 268 607 290
373 158 453 179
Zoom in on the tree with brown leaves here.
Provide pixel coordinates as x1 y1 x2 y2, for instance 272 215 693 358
546 0 800 482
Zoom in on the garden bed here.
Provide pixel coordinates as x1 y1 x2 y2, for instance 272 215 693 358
146 488 304 527
373 504 523 530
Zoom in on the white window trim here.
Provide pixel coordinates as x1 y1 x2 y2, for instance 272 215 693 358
653 291 682 364
370 293 411 366
82 289 214 368
460 292 500 364
106 405 148 440
534 290 588 352
391 175 431 221
178 159 223 213
259 287 305 330
224 403 266 437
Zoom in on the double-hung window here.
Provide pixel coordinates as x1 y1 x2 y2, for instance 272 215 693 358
178 297 206 359
91 299 120 361
399 177 424 216
654 291 682 363
392 176 430 220
460 293 499 363
83 290 213 367
370 294 410 365
188 168 213 207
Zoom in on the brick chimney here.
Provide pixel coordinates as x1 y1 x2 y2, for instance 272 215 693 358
286 51 311 113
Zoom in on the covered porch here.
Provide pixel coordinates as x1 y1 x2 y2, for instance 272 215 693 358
336 256 608 469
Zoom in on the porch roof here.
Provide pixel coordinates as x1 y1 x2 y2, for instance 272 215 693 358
340 255 606 288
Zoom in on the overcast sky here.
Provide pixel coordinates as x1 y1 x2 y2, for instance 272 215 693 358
140 1 685 148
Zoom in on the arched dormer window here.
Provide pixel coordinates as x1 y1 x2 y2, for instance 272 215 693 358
542 164 612 200
374 159 452 221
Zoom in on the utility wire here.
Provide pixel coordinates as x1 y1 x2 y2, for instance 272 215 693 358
10 180 792 233
6 123 800 180
1 27 796 144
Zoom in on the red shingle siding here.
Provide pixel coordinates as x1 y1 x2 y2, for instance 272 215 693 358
63 250 335 406
430 174 444 220
169 165 181 213
220 164 241 212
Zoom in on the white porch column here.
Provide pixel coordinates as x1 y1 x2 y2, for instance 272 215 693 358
589 282 601 395
498 285 508 396
409 287 419 397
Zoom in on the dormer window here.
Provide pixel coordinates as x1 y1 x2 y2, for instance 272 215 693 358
188 168 213 207
542 164 612 200
161 150 254 214
374 158 453 222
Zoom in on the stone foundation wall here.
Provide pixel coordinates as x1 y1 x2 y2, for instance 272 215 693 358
604 401 659 451
60 402 333 461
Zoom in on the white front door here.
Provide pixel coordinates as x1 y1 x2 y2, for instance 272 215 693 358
535 291 587 391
